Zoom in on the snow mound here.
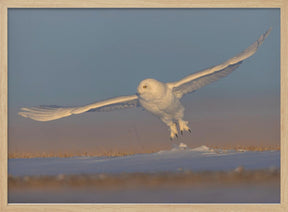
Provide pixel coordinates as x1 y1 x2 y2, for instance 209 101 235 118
179 142 188 149
157 143 188 154
190 145 212 152
171 142 188 151
157 144 214 154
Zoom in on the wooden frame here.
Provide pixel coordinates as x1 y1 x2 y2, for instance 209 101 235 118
0 0 287 211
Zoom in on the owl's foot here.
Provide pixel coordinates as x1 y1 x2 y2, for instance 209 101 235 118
169 122 178 140
178 119 191 135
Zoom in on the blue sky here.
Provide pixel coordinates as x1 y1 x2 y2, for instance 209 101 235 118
8 9 280 153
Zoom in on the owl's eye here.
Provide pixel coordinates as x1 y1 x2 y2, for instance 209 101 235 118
143 85 147 89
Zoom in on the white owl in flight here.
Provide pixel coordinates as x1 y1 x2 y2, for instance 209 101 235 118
19 28 271 139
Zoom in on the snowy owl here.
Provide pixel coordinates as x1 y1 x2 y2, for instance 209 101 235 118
19 28 271 139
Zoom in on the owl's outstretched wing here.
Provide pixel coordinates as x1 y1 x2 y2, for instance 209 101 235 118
168 28 272 99
18 95 139 121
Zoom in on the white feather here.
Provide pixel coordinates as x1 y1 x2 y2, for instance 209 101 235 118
169 27 272 98
19 95 138 121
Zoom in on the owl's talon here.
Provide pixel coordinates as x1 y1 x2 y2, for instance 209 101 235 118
178 119 190 134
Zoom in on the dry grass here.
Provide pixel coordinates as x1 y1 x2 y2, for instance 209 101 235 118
8 168 279 190
207 144 280 152
8 150 157 159
8 144 279 159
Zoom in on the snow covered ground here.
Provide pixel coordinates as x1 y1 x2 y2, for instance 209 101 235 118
8 144 280 203
8 145 280 177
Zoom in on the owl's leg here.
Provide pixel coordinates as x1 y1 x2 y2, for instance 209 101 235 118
161 117 179 140
168 122 178 140
178 119 191 135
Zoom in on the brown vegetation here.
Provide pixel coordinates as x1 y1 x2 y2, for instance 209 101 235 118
207 144 280 152
8 150 156 159
8 144 279 159
8 168 279 190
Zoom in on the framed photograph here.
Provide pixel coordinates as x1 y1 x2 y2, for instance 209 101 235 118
1 0 287 211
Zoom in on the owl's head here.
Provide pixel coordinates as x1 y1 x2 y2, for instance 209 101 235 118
137 78 166 101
